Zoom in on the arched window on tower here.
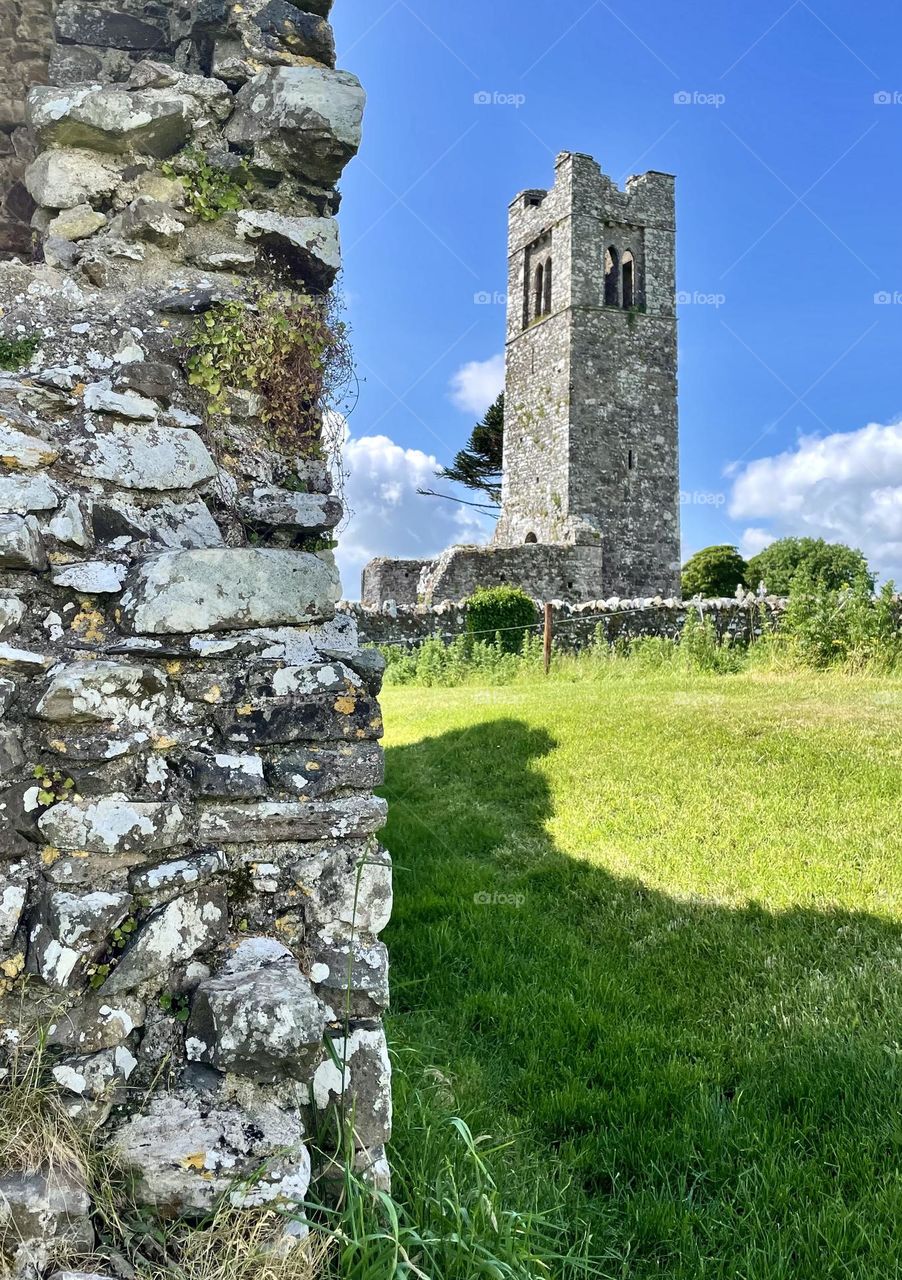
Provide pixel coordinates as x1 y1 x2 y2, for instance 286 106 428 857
533 262 544 320
604 246 620 306
543 257 553 315
622 250 635 309
524 532 538 543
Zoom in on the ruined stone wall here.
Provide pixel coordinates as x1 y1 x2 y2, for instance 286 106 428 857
0 0 53 259
0 4 392 1272
347 594 788 652
360 543 605 611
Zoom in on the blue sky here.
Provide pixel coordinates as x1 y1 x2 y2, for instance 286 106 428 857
329 0 902 595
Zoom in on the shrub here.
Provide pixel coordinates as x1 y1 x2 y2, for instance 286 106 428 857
746 536 873 595
465 586 538 653
776 568 900 670
681 544 747 597
162 147 252 221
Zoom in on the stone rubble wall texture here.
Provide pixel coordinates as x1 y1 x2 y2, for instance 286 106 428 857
361 150 681 610
0 3 393 1274
0 0 53 259
345 595 788 652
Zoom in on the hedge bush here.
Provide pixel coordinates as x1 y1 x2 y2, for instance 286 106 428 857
465 585 538 653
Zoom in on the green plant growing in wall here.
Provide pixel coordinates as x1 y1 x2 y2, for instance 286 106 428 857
465 585 539 654
0 335 40 371
162 147 252 221
184 290 353 456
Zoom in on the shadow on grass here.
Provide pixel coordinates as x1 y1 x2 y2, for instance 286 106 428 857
381 718 902 1280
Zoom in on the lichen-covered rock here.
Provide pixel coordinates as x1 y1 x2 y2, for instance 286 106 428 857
0 476 58 513
120 548 341 634
25 148 125 210
0 423 58 468
312 1026 392 1147
28 85 200 158
0 514 47 569
111 1091 311 1212
182 751 267 798
52 1044 138 1099
26 888 132 989
49 560 128 593
102 886 227 992
83 379 158 420
0 866 29 947
0 1166 94 1279
197 793 387 843
186 937 325 1080
226 66 365 184
38 795 188 854
311 937 389 1019
268 741 384 797
47 994 146 1052
237 486 343 532
236 211 341 286
69 421 216 489
36 660 168 724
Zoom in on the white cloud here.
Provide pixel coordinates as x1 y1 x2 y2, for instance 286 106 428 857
738 527 775 559
449 353 504 416
333 429 494 598
728 420 902 581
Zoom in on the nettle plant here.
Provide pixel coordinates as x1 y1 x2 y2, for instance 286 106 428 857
162 146 252 221
185 290 353 456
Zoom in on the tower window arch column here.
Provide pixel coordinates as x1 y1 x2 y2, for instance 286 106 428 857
604 245 620 306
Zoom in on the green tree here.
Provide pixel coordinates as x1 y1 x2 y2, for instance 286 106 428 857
681 545 748 598
746 537 873 595
421 393 504 510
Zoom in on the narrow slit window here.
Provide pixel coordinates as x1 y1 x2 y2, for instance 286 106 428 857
604 245 620 306
534 262 544 320
543 257 553 314
622 251 635 309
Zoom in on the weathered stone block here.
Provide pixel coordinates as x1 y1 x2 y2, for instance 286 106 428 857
69 421 216 490
28 85 196 158
0 513 47 569
26 888 132 989
83 379 158 420
36 660 168 724
103 886 227 992
120 548 341 634
236 210 341 286
54 3 172 52
0 1167 94 1278
0 475 58 513
25 148 125 211
237 486 342 532
186 937 325 1080
0 422 57 467
112 1091 310 1212
47 993 145 1052
216 689 383 744
312 1026 391 1147
182 750 267 798
311 937 389 1019
49 560 128 593
226 66 365 184
197 794 387 843
38 794 188 854
267 741 384 797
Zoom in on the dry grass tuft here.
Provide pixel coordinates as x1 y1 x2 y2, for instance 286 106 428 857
141 1207 330 1280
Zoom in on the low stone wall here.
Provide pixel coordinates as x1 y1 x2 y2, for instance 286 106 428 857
345 594 788 651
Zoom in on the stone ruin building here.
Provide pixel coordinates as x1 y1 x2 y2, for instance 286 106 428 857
0 2 393 1273
362 150 682 609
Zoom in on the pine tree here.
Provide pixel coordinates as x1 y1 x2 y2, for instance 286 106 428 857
419 393 504 510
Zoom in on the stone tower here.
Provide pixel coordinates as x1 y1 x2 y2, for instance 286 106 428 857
493 151 681 597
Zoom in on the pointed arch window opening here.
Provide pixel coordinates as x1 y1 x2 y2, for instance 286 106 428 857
622 251 635 310
604 245 620 307
533 262 544 320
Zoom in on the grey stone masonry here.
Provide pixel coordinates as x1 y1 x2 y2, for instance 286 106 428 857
0 3 391 1272
494 152 681 597
361 149 680 609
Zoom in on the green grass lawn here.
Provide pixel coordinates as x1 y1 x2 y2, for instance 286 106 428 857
378 670 902 1279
